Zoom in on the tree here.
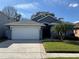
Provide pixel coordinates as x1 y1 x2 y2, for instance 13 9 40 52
2 6 17 17
51 22 74 40
2 6 21 21
14 13 21 21
31 11 55 20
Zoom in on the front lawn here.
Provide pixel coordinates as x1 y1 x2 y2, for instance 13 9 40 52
47 57 79 59
43 41 79 53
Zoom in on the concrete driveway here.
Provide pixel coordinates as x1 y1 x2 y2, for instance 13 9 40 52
0 40 46 59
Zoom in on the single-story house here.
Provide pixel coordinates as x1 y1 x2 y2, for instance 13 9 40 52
74 23 79 38
5 21 44 40
5 12 61 40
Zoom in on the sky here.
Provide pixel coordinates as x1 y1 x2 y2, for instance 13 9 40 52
0 0 79 23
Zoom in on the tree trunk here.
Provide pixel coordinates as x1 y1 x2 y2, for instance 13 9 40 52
59 32 64 41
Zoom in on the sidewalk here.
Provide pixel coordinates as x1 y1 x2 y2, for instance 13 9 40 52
47 53 79 58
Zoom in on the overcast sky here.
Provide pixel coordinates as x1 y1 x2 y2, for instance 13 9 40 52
0 0 79 22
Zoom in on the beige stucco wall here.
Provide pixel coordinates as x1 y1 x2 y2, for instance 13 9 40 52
74 29 79 38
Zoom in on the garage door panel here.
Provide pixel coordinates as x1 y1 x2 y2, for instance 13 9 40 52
12 27 40 40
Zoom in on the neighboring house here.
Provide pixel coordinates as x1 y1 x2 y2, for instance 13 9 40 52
74 23 79 38
0 11 18 38
5 20 44 40
32 15 60 38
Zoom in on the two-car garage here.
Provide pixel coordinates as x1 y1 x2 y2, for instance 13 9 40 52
12 26 40 40
6 21 44 40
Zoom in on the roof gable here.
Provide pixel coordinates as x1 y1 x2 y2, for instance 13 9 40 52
32 14 60 24
37 15 60 24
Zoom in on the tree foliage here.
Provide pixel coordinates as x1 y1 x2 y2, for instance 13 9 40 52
2 6 17 17
51 22 74 40
2 6 21 21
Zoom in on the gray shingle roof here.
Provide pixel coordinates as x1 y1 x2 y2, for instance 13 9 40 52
32 15 60 25
32 15 44 21
38 15 60 24
5 20 44 26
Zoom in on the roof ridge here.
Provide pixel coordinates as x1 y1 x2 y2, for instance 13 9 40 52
31 13 53 20
32 14 43 20
37 15 57 22
37 15 49 21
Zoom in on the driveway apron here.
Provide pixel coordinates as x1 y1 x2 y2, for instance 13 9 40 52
0 40 46 59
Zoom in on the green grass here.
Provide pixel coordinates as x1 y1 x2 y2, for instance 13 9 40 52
43 42 79 53
47 57 79 59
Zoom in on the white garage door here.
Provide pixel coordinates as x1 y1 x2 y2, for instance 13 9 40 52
12 26 40 40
